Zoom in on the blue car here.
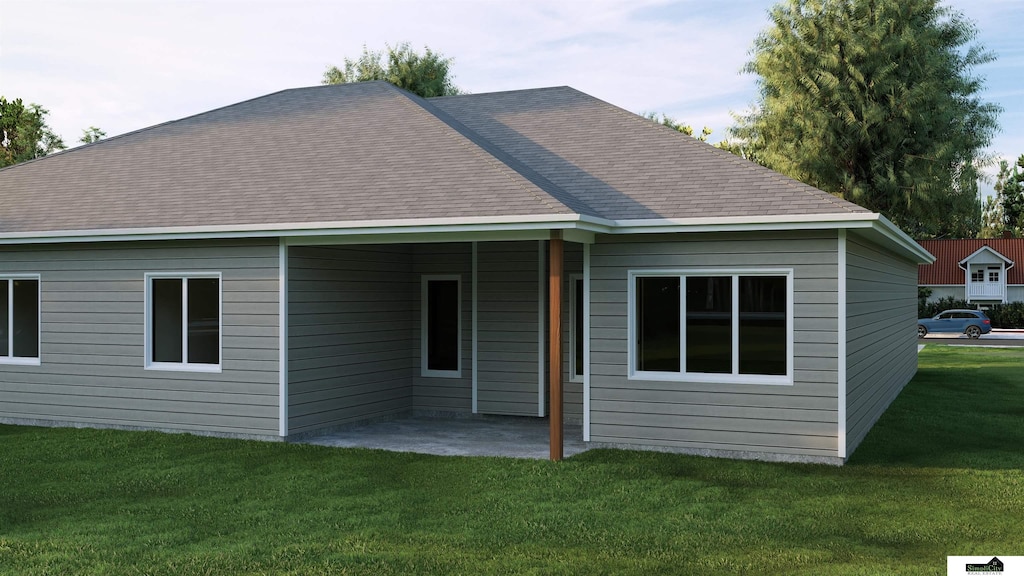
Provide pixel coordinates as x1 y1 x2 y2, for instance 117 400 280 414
917 309 992 339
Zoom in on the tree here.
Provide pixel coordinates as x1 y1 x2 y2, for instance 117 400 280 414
644 112 712 141
981 155 1024 238
323 42 461 98
0 97 66 168
731 0 1001 238
79 126 106 144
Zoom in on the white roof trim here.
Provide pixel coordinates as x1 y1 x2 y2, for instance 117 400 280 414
957 245 1014 268
610 212 878 227
596 212 933 264
0 210 932 263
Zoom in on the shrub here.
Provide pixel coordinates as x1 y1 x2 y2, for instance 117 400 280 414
985 302 1024 328
918 296 970 320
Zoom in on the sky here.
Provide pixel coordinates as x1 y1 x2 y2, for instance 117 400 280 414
2 0 1021 196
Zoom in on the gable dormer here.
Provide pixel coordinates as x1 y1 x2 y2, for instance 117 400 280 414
959 245 1014 303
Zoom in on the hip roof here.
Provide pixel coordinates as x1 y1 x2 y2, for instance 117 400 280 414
1 81 871 237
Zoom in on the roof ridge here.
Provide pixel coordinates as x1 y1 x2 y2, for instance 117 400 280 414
431 85 572 102
388 84 584 216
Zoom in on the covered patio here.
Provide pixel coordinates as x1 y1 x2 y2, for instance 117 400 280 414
283 232 591 460
302 414 588 459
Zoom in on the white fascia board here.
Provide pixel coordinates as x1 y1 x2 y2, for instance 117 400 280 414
609 212 879 228
0 214 592 245
1 209 930 263
598 213 880 237
589 212 932 265
870 215 935 264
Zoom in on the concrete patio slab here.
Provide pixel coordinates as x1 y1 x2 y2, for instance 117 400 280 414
302 415 589 459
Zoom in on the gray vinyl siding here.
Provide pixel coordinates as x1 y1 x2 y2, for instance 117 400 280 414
0 240 280 436
287 245 415 434
477 241 542 416
845 234 918 456
412 243 473 413
588 231 841 458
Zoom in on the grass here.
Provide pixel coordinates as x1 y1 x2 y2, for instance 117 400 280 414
2 346 1022 575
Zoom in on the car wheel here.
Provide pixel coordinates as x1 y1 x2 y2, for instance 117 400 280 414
966 325 981 339
917 325 927 339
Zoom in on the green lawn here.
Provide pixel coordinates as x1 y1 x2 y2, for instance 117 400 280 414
2 346 1022 575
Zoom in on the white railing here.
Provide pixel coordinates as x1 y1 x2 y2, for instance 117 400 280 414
967 282 1005 301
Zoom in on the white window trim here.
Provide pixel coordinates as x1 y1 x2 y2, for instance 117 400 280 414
421 274 462 378
0 274 41 366
569 274 584 383
627 268 794 386
144 272 223 373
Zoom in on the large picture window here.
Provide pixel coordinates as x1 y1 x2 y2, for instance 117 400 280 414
1 276 40 364
146 274 221 371
421 275 461 377
630 270 792 384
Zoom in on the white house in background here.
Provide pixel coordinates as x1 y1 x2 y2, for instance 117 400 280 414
917 239 1024 305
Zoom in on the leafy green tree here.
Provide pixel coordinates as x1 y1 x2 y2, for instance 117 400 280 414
731 0 1001 238
79 126 106 144
981 155 1024 238
980 194 1003 239
0 97 66 167
644 112 712 141
323 43 461 98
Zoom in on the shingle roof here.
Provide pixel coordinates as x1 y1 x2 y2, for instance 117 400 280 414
918 239 1024 284
431 87 869 221
1 81 870 236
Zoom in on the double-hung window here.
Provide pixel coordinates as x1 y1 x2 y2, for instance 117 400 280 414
0 276 40 365
629 269 793 385
146 273 221 372
421 275 461 377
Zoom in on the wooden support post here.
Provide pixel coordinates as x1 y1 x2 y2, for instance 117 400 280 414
549 231 564 461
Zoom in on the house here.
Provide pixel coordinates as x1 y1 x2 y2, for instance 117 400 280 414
918 239 1024 305
0 81 932 464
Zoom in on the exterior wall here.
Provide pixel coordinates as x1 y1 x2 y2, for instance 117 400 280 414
1010 286 1024 303
287 241 560 433
412 243 473 412
588 231 841 460
845 234 919 456
923 285 966 303
0 240 281 436
477 241 543 416
287 245 415 434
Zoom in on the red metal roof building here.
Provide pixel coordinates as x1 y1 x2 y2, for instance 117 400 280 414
918 239 1024 285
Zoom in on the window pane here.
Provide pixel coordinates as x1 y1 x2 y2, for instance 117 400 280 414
187 278 220 365
686 276 731 374
427 280 459 371
0 281 8 356
739 276 786 375
12 279 39 358
152 279 183 363
636 277 680 372
574 279 584 377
